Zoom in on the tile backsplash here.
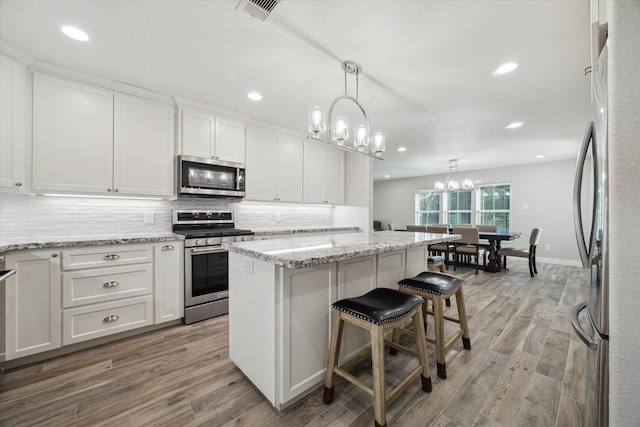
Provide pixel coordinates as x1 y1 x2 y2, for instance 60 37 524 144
0 192 334 241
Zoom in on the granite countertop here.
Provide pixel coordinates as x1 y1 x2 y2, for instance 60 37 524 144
0 233 185 254
223 230 460 269
252 226 360 236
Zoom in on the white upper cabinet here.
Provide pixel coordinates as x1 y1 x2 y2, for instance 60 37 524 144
113 93 175 197
32 73 175 198
0 54 27 192
303 140 345 205
180 106 245 164
245 127 302 202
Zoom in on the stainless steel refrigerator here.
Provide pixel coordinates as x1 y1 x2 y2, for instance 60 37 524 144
571 44 608 427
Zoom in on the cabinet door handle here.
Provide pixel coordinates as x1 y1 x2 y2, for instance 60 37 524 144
103 281 120 288
51 253 58 258
161 245 174 251
15 182 23 187
103 314 120 323
114 189 119 192
103 254 120 261
107 188 112 192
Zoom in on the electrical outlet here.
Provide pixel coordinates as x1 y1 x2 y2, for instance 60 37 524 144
144 211 154 224
545 244 551 251
523 203 529 210
276 212 281 222
243 258 254 274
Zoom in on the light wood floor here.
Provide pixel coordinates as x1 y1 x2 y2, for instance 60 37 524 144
0 260 588 426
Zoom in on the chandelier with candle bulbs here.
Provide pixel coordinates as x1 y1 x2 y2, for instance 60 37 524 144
307 61 385 159
434 159 474 192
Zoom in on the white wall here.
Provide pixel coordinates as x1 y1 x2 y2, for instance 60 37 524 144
607 2 640 425
374 159 581 264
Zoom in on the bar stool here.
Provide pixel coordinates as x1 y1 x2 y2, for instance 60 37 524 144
427 255 445 273
323 287 432 427
395 271 471 379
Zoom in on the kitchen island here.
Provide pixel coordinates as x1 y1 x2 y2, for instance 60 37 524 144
224 230 460 410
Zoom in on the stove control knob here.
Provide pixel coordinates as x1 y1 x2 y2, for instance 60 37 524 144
220 238 227 244
234 237 241 242
195 239 203 246
206 238 215 245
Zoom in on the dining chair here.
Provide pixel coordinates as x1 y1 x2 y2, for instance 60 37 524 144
427 225 453 269
497 228 542 277
388 223 401 231
406 225 427 232
452 226 486 274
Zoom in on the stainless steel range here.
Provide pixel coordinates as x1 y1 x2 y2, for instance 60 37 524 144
172 210 254 324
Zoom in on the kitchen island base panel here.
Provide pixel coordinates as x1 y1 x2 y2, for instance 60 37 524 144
228 247 430 410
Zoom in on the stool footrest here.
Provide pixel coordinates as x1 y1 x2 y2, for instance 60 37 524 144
334 367 375 396
385 338 418 359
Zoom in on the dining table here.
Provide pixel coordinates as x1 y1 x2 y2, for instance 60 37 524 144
476 231 522 272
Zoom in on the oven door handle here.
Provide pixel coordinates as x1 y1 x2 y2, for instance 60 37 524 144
189 247 225 255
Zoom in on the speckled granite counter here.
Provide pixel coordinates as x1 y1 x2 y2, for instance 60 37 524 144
252 226 360 236
224 230 459 269
0 233 184 254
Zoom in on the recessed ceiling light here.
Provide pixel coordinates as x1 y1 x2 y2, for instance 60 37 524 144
536 155 544 159
248 92 262 101
505 122 524 129
398 147 407 152
384 174 390 178
493 62 518 75
61 25 89 42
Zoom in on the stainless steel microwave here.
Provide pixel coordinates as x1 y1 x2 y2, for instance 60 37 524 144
177 155 245 198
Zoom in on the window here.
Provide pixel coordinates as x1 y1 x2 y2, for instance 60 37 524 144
445 191 472 225
477 184 511 232
415 184 511 231
415 191 440 225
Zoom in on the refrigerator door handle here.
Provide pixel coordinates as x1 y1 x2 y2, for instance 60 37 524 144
573 122 594 268
571 302 598 349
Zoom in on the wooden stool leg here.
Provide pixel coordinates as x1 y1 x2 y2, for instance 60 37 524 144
455 287 471 350
323 310 344 404
433 295 447 379
412 307 432 392
371 325 387 427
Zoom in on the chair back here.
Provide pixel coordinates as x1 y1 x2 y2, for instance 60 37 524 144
388 223 401 231
530 228 542 246
406 225 427 232
453 226 479 244
477 225 497 232
427 225 448 234
434 223 450 228
454 224 472 227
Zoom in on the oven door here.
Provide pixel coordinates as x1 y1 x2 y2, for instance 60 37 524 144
185 246 229 307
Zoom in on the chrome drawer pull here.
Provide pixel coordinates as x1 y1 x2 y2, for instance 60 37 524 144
103 314 120 323
103 281 120 288
161 245 174 251
103 254 120 261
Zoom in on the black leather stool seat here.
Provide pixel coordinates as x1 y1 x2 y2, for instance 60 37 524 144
332 288 424 325
398 271 463 296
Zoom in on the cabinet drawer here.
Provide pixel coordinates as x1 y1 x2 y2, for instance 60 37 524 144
63 244 153 270
62 264 152 308
62 295 153 345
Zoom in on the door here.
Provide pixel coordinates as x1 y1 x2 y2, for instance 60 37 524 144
33 73 113 194
4 250 62 360
113 93 175 197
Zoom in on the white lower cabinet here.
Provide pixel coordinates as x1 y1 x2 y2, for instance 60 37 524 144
154 241 184 323
3 241 183 361
63 295 153 345
3 250 62 360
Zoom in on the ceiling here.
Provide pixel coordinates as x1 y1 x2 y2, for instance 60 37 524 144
0 0 593 181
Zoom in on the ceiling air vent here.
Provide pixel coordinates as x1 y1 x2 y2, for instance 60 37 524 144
236 0 281 21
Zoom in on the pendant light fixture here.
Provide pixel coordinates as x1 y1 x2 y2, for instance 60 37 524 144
308 61 385 159
434 159 474 192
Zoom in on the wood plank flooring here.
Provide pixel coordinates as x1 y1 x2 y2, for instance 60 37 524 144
0 260 588 426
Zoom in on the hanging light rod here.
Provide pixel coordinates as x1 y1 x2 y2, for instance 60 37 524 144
307 60 385 160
